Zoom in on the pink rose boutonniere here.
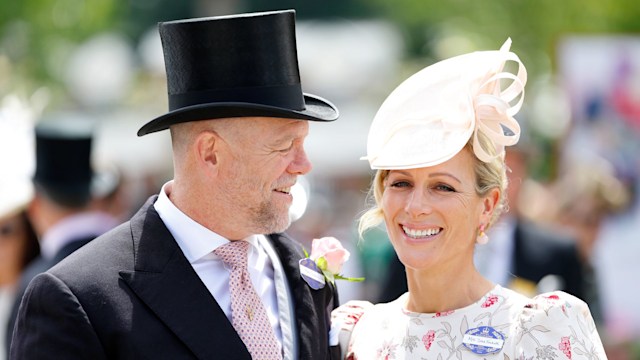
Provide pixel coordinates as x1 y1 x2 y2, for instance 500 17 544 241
299 237 364 290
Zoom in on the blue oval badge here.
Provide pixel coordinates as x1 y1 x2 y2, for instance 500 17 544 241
462 326 505 355
299 258 325 290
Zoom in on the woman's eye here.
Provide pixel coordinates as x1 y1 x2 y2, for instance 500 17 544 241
390 181 411 188
435 184 455 192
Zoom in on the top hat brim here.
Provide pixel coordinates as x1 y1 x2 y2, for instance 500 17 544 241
137 93 338 136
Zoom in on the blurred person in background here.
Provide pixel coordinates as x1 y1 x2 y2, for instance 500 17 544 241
551 157 631 268
11 10 342 360
90 163 129 223
549 156 633 358
0 182 39 360
332 39 606 359
473 143 587 299
6 116 120 354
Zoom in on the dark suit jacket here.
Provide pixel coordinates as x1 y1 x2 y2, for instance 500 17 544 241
10 197 339 359
512 219 585 299
5 236 94 357
377 219 586 303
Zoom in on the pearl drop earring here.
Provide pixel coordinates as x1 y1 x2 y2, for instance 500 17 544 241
477 224 489 245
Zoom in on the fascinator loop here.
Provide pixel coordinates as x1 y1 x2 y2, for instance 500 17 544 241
363 38 527 170
472 41 526 162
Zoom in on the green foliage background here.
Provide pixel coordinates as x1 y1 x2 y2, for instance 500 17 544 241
1 0 639 180
3 0 640 96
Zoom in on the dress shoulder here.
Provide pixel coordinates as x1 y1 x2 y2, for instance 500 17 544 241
514 290 607 359
331 299 377 358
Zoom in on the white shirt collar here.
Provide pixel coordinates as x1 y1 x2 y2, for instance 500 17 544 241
153 181 261 263
154 182 286 350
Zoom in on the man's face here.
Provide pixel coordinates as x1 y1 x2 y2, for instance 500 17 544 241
215 117 311 237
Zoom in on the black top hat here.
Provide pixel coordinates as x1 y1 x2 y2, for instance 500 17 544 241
34 120 94 207
33 115 122 208
137 10 339 136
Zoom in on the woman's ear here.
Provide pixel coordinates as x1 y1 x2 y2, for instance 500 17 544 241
480 187 501 224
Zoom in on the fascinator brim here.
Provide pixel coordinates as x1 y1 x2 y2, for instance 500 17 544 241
363 38 527 169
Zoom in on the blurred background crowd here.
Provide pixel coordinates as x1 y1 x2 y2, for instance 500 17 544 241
1 0 640 358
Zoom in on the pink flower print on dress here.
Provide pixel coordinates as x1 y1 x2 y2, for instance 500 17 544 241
422 330 436 351
481 294 499 308
433 310 454 318
545 294 560 301
376 340 398 360
559 336 572 359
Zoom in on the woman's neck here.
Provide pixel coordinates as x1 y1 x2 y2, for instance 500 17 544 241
404 262 494 314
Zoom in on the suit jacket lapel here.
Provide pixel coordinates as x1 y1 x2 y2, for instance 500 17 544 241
268 233 336 360
119 199 251 360
260 236 297 360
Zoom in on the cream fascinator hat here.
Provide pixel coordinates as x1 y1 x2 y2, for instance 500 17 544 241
362 38 527 169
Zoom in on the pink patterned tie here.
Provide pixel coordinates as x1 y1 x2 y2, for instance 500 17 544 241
214 240 282 360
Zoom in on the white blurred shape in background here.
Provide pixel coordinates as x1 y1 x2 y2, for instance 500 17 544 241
65 33 135 108
296 20 403 177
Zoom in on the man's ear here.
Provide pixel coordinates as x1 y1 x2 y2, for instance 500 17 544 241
196 130 220 169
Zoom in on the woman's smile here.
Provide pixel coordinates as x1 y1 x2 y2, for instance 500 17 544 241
401 224 442 240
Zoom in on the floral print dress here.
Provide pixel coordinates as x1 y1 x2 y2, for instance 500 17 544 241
343 285 607 359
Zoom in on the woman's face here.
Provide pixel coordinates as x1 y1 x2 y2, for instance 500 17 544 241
381 149 496 271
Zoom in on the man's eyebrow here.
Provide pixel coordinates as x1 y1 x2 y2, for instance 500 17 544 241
267 135 294 146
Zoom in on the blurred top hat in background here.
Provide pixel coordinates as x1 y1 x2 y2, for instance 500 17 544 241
137 9 339 136
33 113 119 208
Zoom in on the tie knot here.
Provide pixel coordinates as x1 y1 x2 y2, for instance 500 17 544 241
214 240 250 269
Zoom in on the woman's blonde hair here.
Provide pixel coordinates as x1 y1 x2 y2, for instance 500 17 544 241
358 132 509 237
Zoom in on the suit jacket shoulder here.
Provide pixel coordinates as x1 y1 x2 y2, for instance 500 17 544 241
513 219 585 298
12 197 340 360
12 197 249 359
